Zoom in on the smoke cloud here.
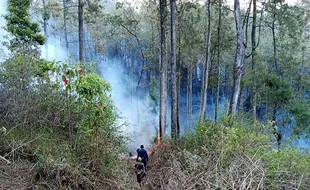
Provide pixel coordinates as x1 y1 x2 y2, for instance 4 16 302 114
98 57 158 151
41 35 68 62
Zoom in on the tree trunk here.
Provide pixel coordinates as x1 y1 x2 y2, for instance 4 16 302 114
177 65 181 136
63 0 69 56
170 0 177 140
229 0 245 117
215 0 222 122
199 0 212 121
42 0 48 59
251 0 257 118
177 20 182 137
78 0 84 62
159 0 168 144
187 65 193 130
272 105 281 150
272 11 280 77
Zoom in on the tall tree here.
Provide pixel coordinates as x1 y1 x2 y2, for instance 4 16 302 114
229 0 245 116
63 0 69 56
4 0 46 51
251 0 257 118
170 0 178 139
199 0 212 121
159 0 168 144
42 0 48 58
215 0 222 122
78 0 84 62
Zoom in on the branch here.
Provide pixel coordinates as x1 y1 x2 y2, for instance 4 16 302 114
243 0 253 30
0 155 11 164
246 0 266 59
119 23 147 88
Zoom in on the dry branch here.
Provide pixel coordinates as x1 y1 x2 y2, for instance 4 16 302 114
0 155 11 164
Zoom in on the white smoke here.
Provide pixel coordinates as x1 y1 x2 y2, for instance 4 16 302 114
41 35 68 62
99 57 158 151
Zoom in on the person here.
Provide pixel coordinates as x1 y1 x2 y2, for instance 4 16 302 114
134 157 146 183
137 145 149 169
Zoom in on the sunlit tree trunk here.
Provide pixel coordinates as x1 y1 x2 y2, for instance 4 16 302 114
251 0 257 118
200 0 212 121
215 0 222 122
42 0 48 58
63 0 69 56
229 0 245 117
187 65 193 129
170 0 177 140
176 16 182 137
159 0 168 144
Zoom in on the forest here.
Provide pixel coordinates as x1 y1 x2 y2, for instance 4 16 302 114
0 0 310 189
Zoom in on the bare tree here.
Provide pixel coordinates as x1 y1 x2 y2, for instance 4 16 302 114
42 0 48 58
63 0 69 56
229 0 245 116
199 0 212 121
170 0 177 139
159 0 168 144
251 0 257 118
215 0 222 122
78 0 84 62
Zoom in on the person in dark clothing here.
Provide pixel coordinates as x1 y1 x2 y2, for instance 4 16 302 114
134 157 146 183
137 145 149 169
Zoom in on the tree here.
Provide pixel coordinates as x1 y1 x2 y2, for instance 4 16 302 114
199 0 212 121
78 0 85 62
42 0 48 58
215 0 222 122
63 0 69 55
4 0 46 51
229 0 245 117
170 0 178 139
159 0 168 144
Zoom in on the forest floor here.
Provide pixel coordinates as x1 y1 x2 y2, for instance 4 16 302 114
0 144 168 190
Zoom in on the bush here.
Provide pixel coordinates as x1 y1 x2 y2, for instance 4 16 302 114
168 117 310 189
0 53 127 189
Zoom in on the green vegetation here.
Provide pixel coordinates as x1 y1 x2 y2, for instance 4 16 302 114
1 0 310 189
144 119 310 189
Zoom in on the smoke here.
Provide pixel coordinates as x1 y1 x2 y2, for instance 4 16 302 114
98 57 158 151
41 35 68 62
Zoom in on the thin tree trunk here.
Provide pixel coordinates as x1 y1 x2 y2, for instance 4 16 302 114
177 65 181 135
272 13 280 77
42 0 48 59
176 21 182 136
63 0 69 56
272 104 281 150
78 0 84 62
170 0 177 140
229 0 245 117
159 0 168 144
251 0 257 118
237 88 242 113
215 0 222 122
187 66 193 129
199 0 212 121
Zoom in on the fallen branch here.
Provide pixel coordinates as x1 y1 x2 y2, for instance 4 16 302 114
0 155 11 164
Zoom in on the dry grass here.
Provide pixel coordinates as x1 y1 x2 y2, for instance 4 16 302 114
1 144 310 190
133 145 310 190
